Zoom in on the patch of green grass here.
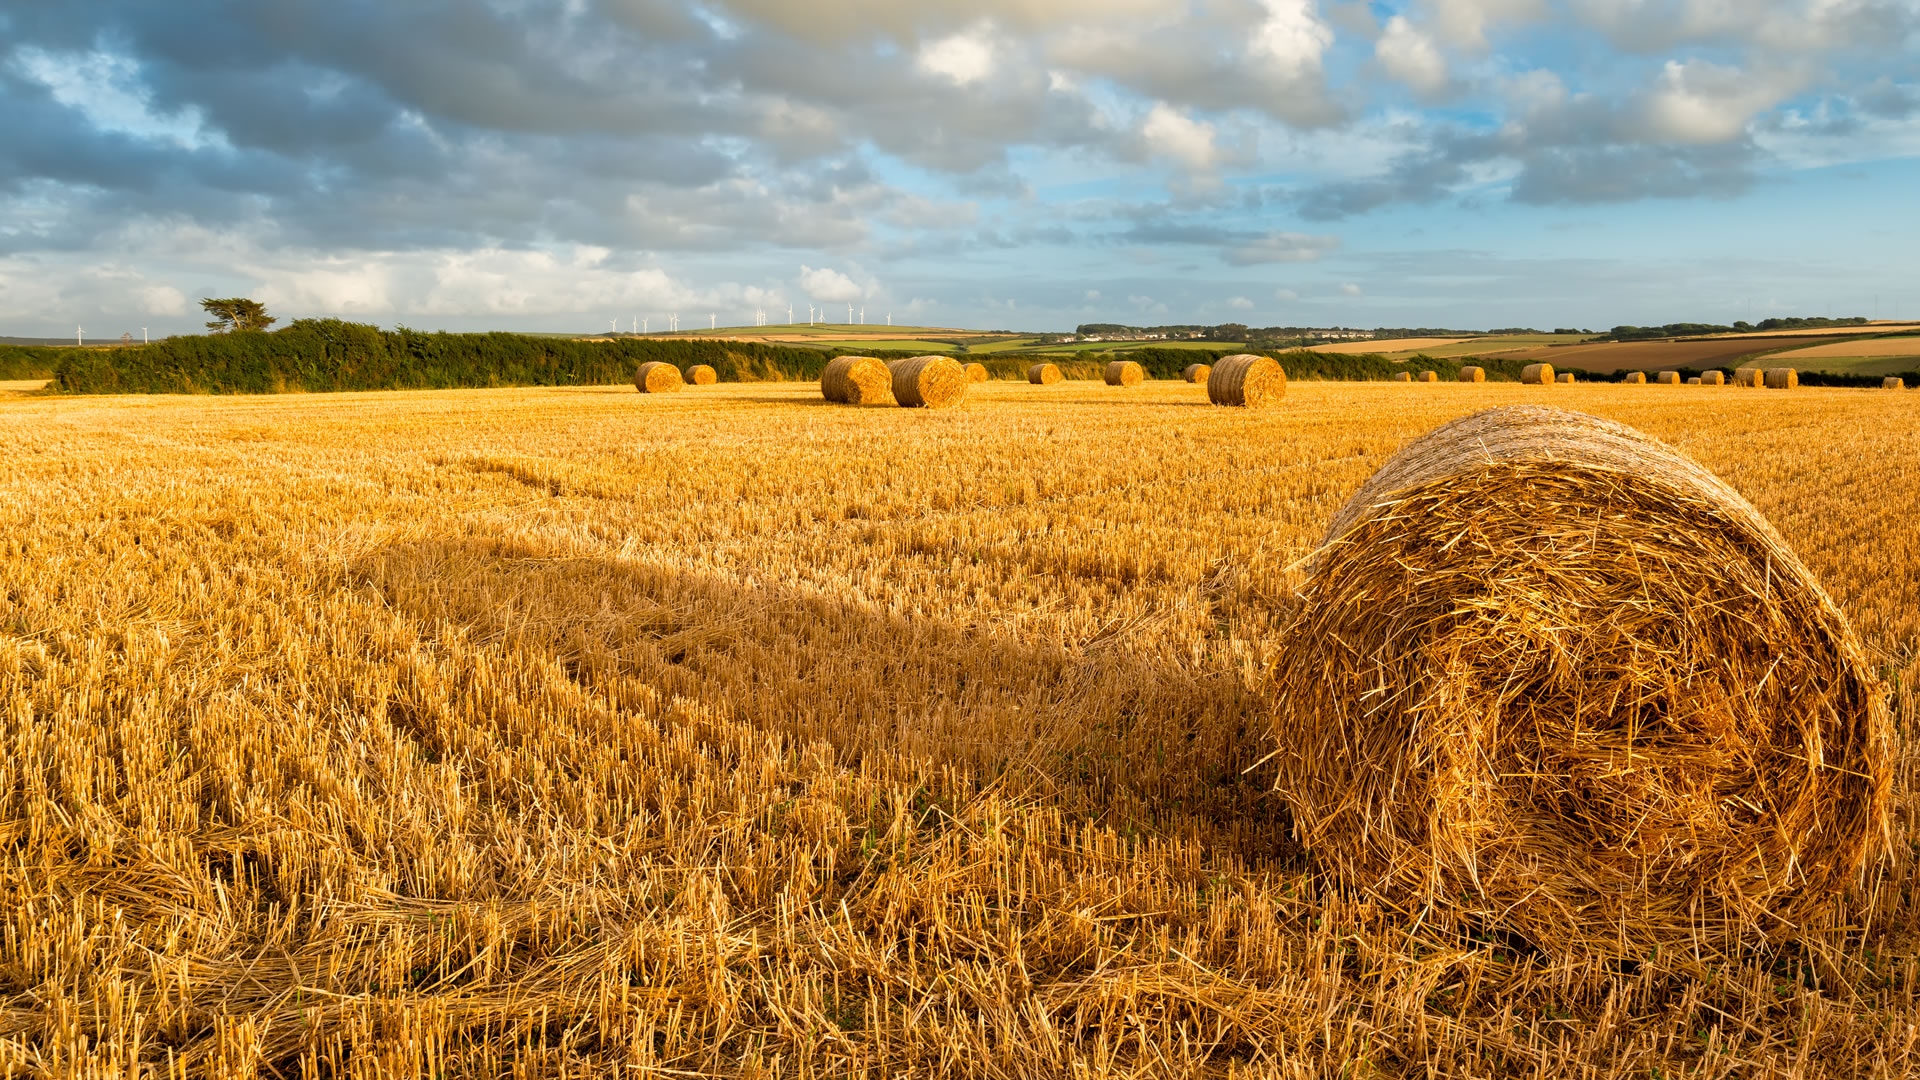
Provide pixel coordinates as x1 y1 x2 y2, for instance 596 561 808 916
813 339 960 352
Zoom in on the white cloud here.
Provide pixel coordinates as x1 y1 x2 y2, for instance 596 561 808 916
799 264 865 302
1275 288 1300 301
1339 282 1363 296
137 285 188 316
1376 16 1450 96
1142 103 1217 169
918 23 998 86
1224 231 1341 265
1251 0 1336 77
11 47 227 151
1642 59 1805 144
1227 296 1254 310
1426 0 1545 48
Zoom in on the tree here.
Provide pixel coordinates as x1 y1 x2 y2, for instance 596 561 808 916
201 297 277 334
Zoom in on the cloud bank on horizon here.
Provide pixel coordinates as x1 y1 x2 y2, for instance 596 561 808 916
2 0 1917 336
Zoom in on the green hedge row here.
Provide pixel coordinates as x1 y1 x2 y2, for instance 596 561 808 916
0 347 61 380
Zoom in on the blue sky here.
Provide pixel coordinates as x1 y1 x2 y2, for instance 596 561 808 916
2 0 1917 337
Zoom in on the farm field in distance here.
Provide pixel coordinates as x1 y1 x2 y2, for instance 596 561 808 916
4 380 1919 1074
1502 335 1851 373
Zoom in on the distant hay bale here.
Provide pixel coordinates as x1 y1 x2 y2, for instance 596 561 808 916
1208 354 1286 408
1657 371 1682 385
1884 377 1906 390
1418 371 1439 383
1028 363 1063 385
960 362 989 383
892 355 969 409
1732 368 1762 387
820 355 892 405
1393 372 1413 383
1104 360 1145 387
1556 373 1576 384
1183 363 1212 384
1686 377 1702 385
1272 405 1889 960
1458 366 1486 383
685 364 717 385
1622 372 1648 384
1700 370 1726 386
1521 363 1554 385
1765 368 1799 389
634 362 683 394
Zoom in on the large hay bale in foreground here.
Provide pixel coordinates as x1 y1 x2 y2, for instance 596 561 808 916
1208 354 1286 407
635 362 683 393
1458 366 1486 383
1884 377 1906 390
1271 406 1888 959
821 355 892 404
1766 368 1799 389
1700 370 1726 386
1104 360 1144 387
1393 372 1413 383
1028 363 1063 385
960 362 989 383
1183 363 1212 384
1657 371 1682 385
1733 368 1762 387
685 364 717 386
1622 372 1648 384
1521 363 1554 385
892 355 969 409
1417 371 1438 383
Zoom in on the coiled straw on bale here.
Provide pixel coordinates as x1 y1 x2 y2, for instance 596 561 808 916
1657 371 1682 385
820 355 892 405
1521 363 1554 385
1556 372 1576 384
891 355 969 408
1104 360 1144 387
1686 376 1702 385
1393 372 1413 383
1183 363 1212 384
1733 368 1762 387
684 364 717 385
1418 371 1438 383
1272 406 1888 960
1885 377 1906 390
1766 368 1799 389
1623 372 1648 384
634 362 683 393
1459 366 1486 383
960 362 989 383
1700 370 1726 386
1207 354 1286 408
1028 363 1063 385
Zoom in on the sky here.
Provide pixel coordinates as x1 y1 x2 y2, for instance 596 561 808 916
2 0 1918 338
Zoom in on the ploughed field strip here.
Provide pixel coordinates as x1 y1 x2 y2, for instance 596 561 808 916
2 381 1918 1076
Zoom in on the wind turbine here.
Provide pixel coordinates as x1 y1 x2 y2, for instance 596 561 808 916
847 303 853 324
710 313 715 330
76 325 84 346
859 307 864 324
787 305 793 324
141 327 148 344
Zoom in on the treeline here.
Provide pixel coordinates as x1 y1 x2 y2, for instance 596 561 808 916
0 347 62 380
51 320 854 394
975 347 1537 383
1605 317 1870 341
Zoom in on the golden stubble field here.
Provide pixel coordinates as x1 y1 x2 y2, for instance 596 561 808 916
3 380 1918 1077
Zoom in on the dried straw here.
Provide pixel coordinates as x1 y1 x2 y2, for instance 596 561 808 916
1459 366 1486 383
1733 368 1762 387
1393 372 1413 383
1183 363 1212 384
1556 373 1576 384
1418 371 1438 383
1657 371 1682 385
634 362 683 393
892 355 969 409
1207 354 1286 407
1686 377 1702 385
1622 372 1648 384
1700 370 1726 386
1273 406 1889 960
1765 368 1799 389
820 355 893 405
961 362 990 383
1104 360 1145 387
1027 363 1063 385
1884 376 1906 390
1522 363 1554 385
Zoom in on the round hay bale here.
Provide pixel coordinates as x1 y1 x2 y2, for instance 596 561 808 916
1656 371 1682 385
635 362 684 393
1458 366 1486 383
1183 363 1212 384
1733 368 1762 387
1272 406 1888 959
820 355 893 405
1883 376 1905 390
1104 360 1144 387
1417 370 1439 383
1622 372 1648 384
1700 370 1726 386
1685 376 1702 385
892 355 969 409
1028 363 1063 385
1556 372 1576 384
1207 354 1286 408
960 361 989 383
685 364 717 386
1521 363 1554 385
1765 367 1799 389
1393 372 1413 383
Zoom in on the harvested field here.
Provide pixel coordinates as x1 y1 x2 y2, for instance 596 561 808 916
1773 336 1920 359
5 382 1920 1076
1309 336 1467 354
1511 337 1847 374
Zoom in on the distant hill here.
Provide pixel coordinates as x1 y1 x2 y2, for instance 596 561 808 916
0 336 84 347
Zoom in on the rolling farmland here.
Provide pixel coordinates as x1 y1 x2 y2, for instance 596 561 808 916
1504 335 1847 373
4 379 1920 1075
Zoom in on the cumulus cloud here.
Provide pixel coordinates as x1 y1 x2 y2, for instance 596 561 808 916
1376 17 1451 96
799 264 865 302
1642 59 1807 144
917 23 997 86
1251 0 1336 77
1339 282 1363 296
1141 104 1218 169
1223 231 1341 265
1227 295 1254 309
